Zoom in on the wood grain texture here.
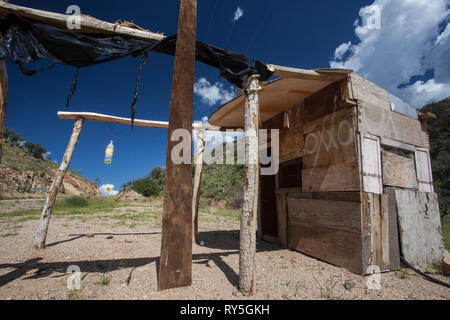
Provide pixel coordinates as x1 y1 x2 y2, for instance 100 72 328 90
350 73 391 110
382 150 417 189
303 108 357 169
159 0 197 291
395 190 444 266
0 2 165 42
415 148 434 193
358 103 429 148
303 82 341 124
288 191 363 203
34 118 84 249
276 193 288 248
57 112 220 131
360 133 382 194
302 162 360 192
279 126 304 163
288 198 362 234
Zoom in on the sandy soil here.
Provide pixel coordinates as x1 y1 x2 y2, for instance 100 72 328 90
0 200 449 300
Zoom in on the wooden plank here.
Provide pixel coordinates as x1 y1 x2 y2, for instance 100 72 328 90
382 149 417 189
0 2 165 42
358 103 429 148
239 75 261 296
57 111 220 131
34 118 84 249
279 126 304 163
303 108 357 169
286 191 363 203
276 193 288 248
380 137 416 153
288 198 362 234
0 59 7 163
395 190 444 266
303 82 342 124
350 73 391 110
360 133 382 194
269 64 351 82
288 223 364 274
158 0 197 291
385 188 401 270
302 162 360 192
415 148 434 193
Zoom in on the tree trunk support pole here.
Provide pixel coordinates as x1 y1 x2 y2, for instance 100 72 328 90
158 0 197 291
192 129 205 244
239 74 261 296
34 118 84 249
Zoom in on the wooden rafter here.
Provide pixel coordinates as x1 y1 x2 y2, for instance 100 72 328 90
0 2 164 42
57 111 221 131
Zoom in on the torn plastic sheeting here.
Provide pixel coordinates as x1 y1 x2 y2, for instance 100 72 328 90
0 14 273 88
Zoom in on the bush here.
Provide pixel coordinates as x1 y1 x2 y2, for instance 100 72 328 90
131 178 161 197
23 142 47 159
64 196 89 207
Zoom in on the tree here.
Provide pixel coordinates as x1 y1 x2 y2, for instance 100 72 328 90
4 128 23 146
23 142 47 159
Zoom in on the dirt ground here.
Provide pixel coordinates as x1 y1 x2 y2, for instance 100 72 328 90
0 199 449 300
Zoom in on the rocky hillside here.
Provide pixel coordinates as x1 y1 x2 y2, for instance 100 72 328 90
0 140 99 197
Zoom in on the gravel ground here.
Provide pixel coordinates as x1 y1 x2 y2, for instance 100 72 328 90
0 201 449 300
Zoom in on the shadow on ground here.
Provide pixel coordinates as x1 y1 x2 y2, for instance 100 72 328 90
0 230 282 288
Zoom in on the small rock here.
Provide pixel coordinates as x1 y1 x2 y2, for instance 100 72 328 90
281 294 289 300
4 297 12 301
85 234 95 238
44 291 49 295
344 280 356 291
232 289 238 296
266 294 270 299
199 241 205 246
442 250 450 276
106 236 114 240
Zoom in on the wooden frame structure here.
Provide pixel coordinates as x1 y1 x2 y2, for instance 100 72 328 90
0 1 444 296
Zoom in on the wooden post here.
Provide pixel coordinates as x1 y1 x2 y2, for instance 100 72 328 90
34 118 84 249
239 74 260 296
192 129 205 243
158 0 197 290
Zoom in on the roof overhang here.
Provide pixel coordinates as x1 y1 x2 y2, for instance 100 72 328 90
209 68 353 128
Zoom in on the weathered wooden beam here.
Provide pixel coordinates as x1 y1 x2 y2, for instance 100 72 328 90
0 2 164 42
57 111 220 131
268 64 351 82
34 118 84 249
239 74 260 296
158 0 197 291
192 129 205 244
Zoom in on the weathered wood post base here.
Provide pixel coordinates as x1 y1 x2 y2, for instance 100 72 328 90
192 129 205 244
34 118 84 249
239 75 260 296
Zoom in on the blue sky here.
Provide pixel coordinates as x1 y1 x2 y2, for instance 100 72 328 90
4 0 449 192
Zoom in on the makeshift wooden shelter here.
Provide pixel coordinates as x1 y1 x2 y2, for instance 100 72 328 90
209 72 445 274
0 1 444 297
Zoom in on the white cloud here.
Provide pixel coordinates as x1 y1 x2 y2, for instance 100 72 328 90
43 151 52 159
100 184 119 197
194 77 236 106
233 7 244 22
330 0 450 108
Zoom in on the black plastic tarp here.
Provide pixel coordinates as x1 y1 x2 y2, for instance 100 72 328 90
0 14 273 123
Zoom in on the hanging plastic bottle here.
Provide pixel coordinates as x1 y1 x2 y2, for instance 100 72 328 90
104 140 114 164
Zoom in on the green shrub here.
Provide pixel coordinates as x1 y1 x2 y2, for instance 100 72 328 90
64 196 89 207
0 193 6 201
131 178 161 197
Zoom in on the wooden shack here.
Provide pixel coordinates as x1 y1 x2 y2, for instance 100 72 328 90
209 70 445 275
